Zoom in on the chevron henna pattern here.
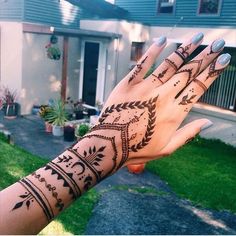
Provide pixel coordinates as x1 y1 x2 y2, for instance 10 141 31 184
205 59 225 81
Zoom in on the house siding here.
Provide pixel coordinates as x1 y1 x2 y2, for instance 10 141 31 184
115 0 236 28
24 0 81 29
0 0 23 21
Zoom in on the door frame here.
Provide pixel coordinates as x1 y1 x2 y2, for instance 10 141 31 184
79 38 107 105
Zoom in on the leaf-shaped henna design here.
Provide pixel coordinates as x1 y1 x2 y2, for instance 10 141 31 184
12 192 34 211
178 94 197 105
205 59 224 81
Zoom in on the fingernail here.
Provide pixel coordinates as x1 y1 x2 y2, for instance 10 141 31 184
217 53 231 66
191 32 204 45
154 36 167 46
200 120 213 131
212 39 225 53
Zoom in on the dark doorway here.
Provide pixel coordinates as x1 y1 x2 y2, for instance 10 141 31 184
82 42 100 106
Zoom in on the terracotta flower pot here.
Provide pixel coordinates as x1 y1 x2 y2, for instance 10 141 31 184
127 163 146 174
45 121 52 133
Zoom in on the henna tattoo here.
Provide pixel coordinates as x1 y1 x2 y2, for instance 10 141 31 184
17 178 54 222
205 59 224 81
165 58 178 71
175 43 191 61
44 162 81 199
70 134 118 179
129 97 157 152
128 56 148 83
174 80 180 87
193 78 207 92
178 94 197 105
32 172 64 211
175 59 203 84
151 68 168 84
12 191 34 211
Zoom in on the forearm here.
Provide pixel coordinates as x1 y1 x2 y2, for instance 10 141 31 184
0 129 122 234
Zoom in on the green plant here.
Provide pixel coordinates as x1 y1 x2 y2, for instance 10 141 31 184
46 44 61 60
39 105 52 122
75 124 90 137
0 87 17 105
47 100 68 126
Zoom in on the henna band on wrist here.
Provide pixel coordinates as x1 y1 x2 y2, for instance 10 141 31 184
193 78 207 92
151 73 164 84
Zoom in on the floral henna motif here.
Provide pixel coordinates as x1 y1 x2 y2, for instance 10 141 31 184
128 56 148 83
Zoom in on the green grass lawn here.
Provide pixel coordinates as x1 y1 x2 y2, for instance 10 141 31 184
147 136 236 213
0 138 99 235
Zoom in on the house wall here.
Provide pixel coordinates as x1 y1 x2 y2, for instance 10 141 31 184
21 33 81 114
24 0 80 29
0 22 23 99
80 19 150 99
0 0 23 21
115 0 236 28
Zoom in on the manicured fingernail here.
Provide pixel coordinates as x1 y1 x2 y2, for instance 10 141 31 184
212 39 225 53
217 53 231 66
154 36 167 46
191 32 204 45
200 120 213 131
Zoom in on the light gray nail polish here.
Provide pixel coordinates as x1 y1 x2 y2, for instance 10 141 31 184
154 36 167 46
191 32 204 45
200 121 213 131
218 53 231 65
212 39 225 53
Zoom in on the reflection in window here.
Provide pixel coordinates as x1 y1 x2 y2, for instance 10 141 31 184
157 0 175 14
131 42 144 62
198 0 221 14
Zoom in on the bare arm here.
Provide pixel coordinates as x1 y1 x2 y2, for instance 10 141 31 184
0 33 230 234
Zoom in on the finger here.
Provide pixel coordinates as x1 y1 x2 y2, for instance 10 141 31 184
175 38 225 86
158 119 213 157
146 32 204 87
125 119 213 165
125 36 167 86
175 53 231 115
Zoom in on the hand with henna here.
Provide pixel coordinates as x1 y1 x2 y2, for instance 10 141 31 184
0 33 231 234
87 32 230 167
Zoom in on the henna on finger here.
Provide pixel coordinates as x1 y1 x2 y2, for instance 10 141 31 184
128 56 148 83
193 78 207 92
174 43 192 62
151 68 168 84
205 59 225 81
164 58 178 72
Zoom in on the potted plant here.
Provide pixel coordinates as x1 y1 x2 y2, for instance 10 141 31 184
47 99 68 136
0 87 18 119
39 105 53 133
66 97 84 120
75 123 90 139
64 125 75 142
127 163 146 174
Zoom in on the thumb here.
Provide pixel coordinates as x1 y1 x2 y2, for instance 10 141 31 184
158 119 213 157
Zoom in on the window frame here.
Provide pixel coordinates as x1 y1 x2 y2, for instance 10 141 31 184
197 0 222 16
130 42 145 62
156 0 176 15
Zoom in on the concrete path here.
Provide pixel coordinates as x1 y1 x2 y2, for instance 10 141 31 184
86 168 236 235
1 111 236 234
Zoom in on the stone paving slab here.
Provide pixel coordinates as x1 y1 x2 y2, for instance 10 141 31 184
0 113 74 159
86 168 236 235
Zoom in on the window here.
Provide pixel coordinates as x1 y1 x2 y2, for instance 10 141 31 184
198 0 221 15
130 42 144 62
157 0 175 14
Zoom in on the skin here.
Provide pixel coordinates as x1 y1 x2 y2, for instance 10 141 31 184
0 34 230 234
